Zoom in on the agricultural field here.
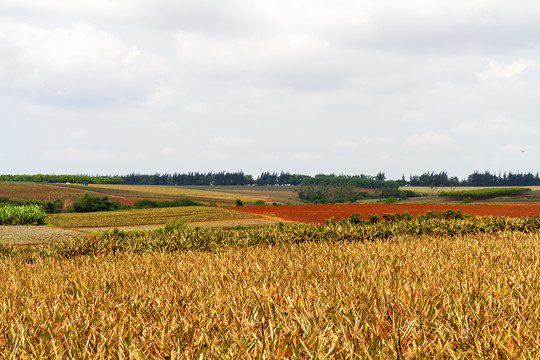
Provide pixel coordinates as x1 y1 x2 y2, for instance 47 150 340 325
232 203 540 224
402 185 540 203
0 182 302 207
1 218 540 358
56 183 303 205
47 206 262 229
2 182 540 208
0 182 89 202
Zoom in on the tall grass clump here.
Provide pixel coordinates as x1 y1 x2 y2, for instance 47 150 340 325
0 204 47 225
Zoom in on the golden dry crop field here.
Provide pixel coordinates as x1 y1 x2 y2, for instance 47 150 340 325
1 227 539 358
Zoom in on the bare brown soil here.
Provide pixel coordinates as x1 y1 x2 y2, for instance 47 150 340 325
231 203 540 224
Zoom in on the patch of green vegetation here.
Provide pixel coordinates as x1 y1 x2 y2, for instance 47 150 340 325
0 205 47 225
439 187 531 200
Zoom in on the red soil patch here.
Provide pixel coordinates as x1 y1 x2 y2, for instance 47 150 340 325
231 203 540 224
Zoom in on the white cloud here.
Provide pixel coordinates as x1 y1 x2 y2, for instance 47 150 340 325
332 140 357 149
292 152 322 161
1 1 539 178
145 86 183 109
477 59 536 80
359 137 390 146
404 109 431 123
42 147 113 161
68 128 89 140
501 144 534 154
197 150 228 160
456 116 537 135
209 136 253 148
155 122 179 131
404 132 455 147
184 102 207 114
0 21 171 107
175 30 345 90
160 146 176 156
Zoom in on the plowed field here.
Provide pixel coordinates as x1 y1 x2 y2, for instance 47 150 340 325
231 203 540 224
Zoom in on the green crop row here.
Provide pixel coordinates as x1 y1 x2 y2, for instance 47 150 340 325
0 204 47 225
2 215 539 259
439 187 531 200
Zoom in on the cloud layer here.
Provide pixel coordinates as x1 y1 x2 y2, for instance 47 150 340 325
1 1 539 178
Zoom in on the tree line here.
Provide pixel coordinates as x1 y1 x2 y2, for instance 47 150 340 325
403 171 540 187
1 171 539 187
118 172 399 188
0 174 123 184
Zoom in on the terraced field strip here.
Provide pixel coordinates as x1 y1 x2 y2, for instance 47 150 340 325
48 206 261 229
79 184 242 199
232 203 540 224
56 184 304 205
0 182 88 201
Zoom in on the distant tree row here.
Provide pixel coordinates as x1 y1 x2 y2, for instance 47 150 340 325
120 172 254 186
300 172 398 189
402 171 540 187
2 171 539 187
0 174 123 184
117 172 399 188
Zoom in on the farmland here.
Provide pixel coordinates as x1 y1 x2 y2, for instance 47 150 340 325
232 203 540 224
2 182 540 208
0 182 89 202
1 219 540 357
55 183 304 205
2 181 540 357
47 206 262 229
402 185 540 203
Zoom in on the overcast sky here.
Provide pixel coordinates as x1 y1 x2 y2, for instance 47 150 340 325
1 1 539 180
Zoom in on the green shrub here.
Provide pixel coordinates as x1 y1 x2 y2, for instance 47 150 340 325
134 198 202 209
44 199 64 214
163 218 187 232
70 193 121 213
382 213 401 222
348 213 362 224
442 209 465 219
401 211 412 221
253 200 267 206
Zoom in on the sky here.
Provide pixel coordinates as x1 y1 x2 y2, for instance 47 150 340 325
1 0 539 180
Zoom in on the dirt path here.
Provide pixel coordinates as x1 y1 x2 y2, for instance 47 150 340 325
0 226 88 246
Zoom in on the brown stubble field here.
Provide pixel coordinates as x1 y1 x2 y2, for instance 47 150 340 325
0 182 87 201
